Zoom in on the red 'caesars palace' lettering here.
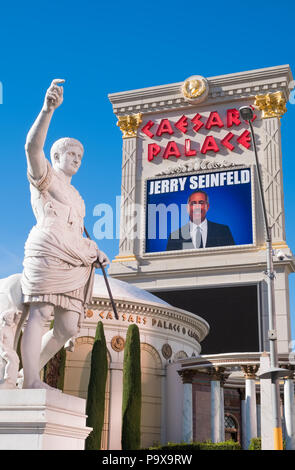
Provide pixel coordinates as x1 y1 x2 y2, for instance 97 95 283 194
141 108 256 161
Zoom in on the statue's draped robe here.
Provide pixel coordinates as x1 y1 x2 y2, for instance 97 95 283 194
21 160 98 326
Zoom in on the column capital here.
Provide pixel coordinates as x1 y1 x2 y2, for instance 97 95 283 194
178 369 195 384
117 113 142 138
254 91 287 119
241 364 259 379
209 366 226 385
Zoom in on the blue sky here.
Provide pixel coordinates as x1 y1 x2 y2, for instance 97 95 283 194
1 0 295 337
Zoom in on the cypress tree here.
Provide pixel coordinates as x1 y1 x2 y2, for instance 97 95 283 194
85 321 108 450
121 324 141 450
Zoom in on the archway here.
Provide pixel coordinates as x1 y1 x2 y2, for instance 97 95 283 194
140 343 163 448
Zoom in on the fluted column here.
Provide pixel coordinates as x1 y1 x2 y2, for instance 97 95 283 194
178 370 195 443
220 374 226 441
115 113 142 260
241 365 259 449
254 92 287 243
210 367 226 443
283 366 295 450
239 388 247 449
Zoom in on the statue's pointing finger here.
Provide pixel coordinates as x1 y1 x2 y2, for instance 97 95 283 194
51 79 65 87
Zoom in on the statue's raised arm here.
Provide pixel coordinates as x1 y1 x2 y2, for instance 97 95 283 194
25 79 65 180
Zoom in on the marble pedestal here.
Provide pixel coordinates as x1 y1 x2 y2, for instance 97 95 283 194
0 389 92 450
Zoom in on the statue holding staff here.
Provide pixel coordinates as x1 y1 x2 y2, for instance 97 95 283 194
20 79 109 390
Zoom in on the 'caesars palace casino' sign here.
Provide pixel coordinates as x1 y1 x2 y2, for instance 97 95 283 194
142 108 256 162
140 75 256 162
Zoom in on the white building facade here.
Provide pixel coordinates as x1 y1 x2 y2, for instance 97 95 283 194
104 65 295 449
44 65 295 450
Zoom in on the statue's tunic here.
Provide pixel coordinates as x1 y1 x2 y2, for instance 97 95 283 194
21 159 98 325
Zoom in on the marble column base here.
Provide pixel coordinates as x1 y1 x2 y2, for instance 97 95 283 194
0 389 92 450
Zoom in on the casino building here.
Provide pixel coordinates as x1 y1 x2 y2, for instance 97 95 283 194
60 65 295 449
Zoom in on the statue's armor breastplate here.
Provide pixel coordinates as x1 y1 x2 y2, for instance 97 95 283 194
29 164 86 239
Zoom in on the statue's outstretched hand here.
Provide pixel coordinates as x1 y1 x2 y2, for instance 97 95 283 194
43 79 65 112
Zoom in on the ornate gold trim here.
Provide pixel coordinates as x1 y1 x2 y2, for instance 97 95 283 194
254 91 287 119
112 254 137 263
117 113 142 138
241 364 259 379
259 241 289 250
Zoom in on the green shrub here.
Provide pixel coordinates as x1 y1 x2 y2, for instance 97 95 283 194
248 436 286 450
85 321 108 450
248 437 261 450
147 440 241 450
121 324 141 450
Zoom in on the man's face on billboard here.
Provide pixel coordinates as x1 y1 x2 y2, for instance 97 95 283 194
187 192 209 224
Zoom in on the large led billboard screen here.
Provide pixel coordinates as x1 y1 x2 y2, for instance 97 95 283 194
152 284 261 354
145 167 254 253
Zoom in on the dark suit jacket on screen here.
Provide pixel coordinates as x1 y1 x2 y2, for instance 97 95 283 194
166 220 235 251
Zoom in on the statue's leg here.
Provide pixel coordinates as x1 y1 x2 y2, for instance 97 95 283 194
39 307 79 370
21 302 54 389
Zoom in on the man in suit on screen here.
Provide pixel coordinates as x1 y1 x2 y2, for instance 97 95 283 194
166 190 235 251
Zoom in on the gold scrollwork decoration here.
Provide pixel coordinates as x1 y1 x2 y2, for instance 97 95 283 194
117 113 143 139
254 91 287 119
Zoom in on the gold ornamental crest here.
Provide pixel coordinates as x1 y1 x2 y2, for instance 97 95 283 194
181 75 209 103
111 335 125 352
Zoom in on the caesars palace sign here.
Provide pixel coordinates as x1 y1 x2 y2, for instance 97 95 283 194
113 72 288 255
142 107 256 162
137 75 257 162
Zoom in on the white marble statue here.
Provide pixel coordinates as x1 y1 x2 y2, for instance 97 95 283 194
0 308 21 389
17 79 109 390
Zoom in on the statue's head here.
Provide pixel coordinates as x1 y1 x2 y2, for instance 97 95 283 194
50 137 84 176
